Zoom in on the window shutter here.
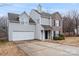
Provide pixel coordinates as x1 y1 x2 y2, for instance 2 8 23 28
59 31 60 35
54 31 55 37
54 20 55 26
59 20 60 26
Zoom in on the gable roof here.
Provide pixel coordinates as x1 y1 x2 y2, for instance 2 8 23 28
51 12 62 20
29 17 36 24
41 12 51 19
8 13 19 23
20 11 29 17
33 9 40 14
8 12 36 24
33 9 51 19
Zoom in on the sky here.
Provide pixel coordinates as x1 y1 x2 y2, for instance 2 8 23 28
0 3 79 16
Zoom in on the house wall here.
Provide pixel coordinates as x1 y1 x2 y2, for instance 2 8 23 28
52 19 63 34
30 10 41 23
50 17 52 27
41 18 50 25
35 23 44 40
8 23 36 41
30 10 44 40
19 13 29 24
30 10 53 40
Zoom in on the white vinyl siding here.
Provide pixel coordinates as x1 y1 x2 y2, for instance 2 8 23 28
8 23 35 41
21 21 24 24
12 31 34 41
19 13 29 25
30 10 41 23
41 18 50 25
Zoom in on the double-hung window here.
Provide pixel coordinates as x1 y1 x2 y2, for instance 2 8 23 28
55 20 59 27
54 31 59 37
54 20 60 27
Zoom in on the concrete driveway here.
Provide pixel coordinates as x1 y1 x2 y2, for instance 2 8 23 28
16 40 79 56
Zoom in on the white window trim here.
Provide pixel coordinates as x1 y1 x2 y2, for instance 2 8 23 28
55 20 59 27
55 31 59 37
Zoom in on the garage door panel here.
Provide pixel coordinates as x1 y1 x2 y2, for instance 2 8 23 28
12 32 34 41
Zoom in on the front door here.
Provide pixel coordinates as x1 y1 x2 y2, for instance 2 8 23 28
45 31 48 39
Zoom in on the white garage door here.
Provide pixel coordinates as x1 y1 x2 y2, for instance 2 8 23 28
12 31 34 41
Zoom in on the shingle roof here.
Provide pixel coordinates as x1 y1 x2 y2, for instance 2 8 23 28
33 9 40 14
8 13 19 23
42 25 52 30
51 12 62 19
29 17 36 24
41 12 51 19
33 9 51 19
8 12 36 24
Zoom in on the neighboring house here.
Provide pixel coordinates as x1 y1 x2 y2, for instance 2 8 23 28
74 26 79 35
7 5 63 41
77 26 79 35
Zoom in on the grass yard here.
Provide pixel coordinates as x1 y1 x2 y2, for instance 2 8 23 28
0 40 27 56
52 37 79 47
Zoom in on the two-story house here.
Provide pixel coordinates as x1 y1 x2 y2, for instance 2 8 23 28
7 5 63 41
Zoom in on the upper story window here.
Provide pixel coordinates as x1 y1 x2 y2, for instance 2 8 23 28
54 20 60 27
21 21 24 24
20 18 28 24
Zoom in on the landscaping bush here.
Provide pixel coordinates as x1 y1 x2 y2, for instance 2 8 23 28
53 34 65 40
59 34 65 40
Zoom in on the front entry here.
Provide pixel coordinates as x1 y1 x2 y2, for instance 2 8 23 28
41 30 51 40
45 31 48 39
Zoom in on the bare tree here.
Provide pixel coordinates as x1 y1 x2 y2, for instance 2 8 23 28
71 10 79 36
63 10 79 36
63 16 75 36
0 16 8 32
